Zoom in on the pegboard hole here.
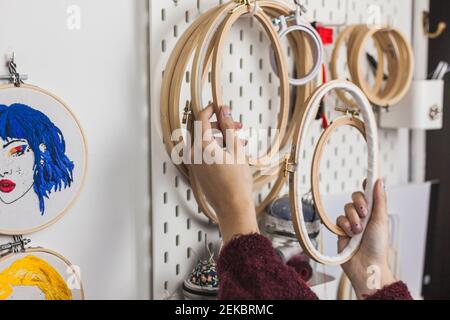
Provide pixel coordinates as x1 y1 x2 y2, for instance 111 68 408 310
187 189 191 201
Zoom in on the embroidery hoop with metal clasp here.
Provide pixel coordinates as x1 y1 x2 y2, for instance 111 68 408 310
269 1 324 86
287 80 379 265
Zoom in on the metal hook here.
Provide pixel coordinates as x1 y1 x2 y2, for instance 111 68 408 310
0 236 30 255
423 11 446 39
272 0 307 26
335 106 360 118
0 52 28 86
234 0 259 18
249 0 259 18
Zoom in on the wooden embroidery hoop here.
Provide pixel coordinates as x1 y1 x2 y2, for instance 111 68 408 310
349 25 414 108
330 24 414 108
330 25 386 108
311 116 367 237
289 80 379 265
0 247 85 300
161 0 321 223
195 2 290 168
0 83 88 235
189 1 293 222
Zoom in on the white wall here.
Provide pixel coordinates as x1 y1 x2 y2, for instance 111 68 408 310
0 0 150 299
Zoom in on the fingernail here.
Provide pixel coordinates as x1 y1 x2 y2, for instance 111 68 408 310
221 107 232 118
352 223 362 234
380 179 387 193
359 206 368 217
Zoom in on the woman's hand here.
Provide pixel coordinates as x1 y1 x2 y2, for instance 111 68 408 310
336 180 396 299
188 105 259 244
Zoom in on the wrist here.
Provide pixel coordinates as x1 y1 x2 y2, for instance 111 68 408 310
347 262 396 299
218 205 259 244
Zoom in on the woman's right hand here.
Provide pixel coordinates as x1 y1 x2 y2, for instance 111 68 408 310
336 179 397 299
188 105 259 244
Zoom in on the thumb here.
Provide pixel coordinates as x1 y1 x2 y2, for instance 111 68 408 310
370 179 388 223
217 106 241 152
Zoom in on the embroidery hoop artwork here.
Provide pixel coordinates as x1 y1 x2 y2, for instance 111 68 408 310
0 84 86 234
0 249 84 300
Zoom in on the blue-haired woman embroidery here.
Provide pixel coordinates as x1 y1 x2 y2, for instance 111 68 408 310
0 103 74 215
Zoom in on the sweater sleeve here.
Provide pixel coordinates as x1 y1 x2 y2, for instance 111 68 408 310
365 281 413 300
217 233 318 300
217 234 413 301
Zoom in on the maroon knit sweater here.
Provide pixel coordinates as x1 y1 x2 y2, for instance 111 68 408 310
217 234 413 300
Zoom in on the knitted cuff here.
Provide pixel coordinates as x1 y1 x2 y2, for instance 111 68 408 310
365 281 413 300
218 233 279 274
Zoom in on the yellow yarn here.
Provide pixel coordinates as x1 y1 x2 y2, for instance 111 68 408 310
0 255 72 300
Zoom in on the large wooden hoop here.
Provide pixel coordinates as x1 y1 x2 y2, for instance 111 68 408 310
209 4 290 168
289 80 379 265
161 1 317 223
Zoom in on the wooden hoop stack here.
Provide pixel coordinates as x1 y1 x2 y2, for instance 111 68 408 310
160 0 322 223
330 24 414 108
161 2 382 266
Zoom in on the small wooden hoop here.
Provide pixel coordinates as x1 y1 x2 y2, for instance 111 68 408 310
289 80 379 265
311 116 367 237
269 14 324 86
331 25 414 108
330 25 386 108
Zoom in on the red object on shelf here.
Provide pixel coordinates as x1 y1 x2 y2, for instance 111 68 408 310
316 25 334 45
321 113 329 130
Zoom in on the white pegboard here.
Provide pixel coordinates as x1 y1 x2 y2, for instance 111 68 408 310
149 0 412 299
